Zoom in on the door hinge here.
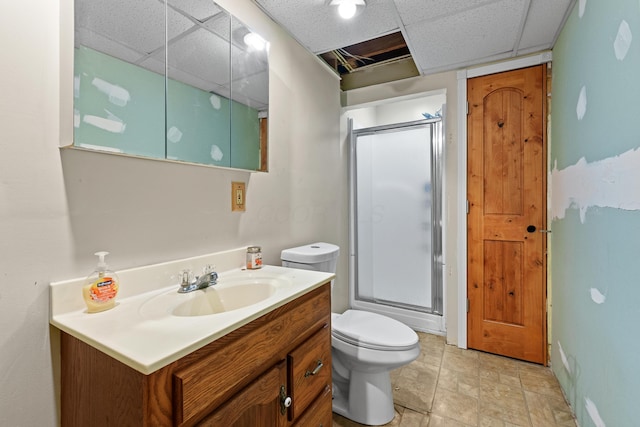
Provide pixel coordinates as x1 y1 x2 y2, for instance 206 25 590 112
466 200 470 214
466 298 470 313
466 102 469 115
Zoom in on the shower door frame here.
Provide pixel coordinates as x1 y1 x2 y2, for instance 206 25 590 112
348 118 445 334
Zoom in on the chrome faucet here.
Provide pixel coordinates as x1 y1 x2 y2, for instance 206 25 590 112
178 265 218 293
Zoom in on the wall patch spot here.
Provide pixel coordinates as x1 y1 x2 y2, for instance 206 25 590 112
209 94 222 110
585 397 606 427
579 0 586 18
91 77 131 107
210 144 224 161
550 148 640 223
82 115 126 134
614 20 632 61
167 126 183 143
576 86 587 120
74 75 80 98
557 341 572 373
590 287 606 304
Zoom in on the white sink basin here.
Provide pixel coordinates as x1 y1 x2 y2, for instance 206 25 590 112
139 273 291 319
172 282 276 316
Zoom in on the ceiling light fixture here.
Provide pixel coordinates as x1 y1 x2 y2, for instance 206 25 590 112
330 0 366 20
243 32 267 51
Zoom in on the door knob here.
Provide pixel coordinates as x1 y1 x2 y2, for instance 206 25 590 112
526 225 536 233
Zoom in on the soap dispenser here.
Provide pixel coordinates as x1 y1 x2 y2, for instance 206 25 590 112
82 251 119 313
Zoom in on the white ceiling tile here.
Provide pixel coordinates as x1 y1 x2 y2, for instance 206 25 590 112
76 0 194 54
202 12 267 47
166 28 231 86
394 0 502 26
406 0 527 72
204 13 232 41
75 28 147 64
167 9 202 45
519 0 573 51
168 0 222 22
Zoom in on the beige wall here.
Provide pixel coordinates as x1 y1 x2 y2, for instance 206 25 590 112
0 0 344 425
341 72 460 344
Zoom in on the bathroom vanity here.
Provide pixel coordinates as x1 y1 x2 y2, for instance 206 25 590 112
50 250 333 426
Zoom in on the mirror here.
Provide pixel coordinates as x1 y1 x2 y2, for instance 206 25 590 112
73 0 269 172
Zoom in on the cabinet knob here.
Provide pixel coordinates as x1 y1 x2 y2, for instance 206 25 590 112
279 385 292 415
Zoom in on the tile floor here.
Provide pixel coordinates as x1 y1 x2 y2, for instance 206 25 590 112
333 332 576 427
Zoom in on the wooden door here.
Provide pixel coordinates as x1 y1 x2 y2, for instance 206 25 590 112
467 64 547 364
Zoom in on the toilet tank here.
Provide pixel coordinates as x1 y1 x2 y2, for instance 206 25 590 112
280 242 340 274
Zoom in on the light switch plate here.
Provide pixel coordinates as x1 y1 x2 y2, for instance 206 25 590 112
231 182 246 212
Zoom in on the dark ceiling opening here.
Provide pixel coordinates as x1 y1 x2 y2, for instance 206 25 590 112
318 32 419 90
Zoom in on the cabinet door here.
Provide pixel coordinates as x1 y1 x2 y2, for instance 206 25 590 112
197 361 287 427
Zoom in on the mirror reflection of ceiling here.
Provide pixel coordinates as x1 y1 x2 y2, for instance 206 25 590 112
75 0 268 111
254 0 574 90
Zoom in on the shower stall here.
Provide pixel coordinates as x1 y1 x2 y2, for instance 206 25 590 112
349 118 444 333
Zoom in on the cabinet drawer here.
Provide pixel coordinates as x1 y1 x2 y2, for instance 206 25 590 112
288 324 331 420
292 385 332 427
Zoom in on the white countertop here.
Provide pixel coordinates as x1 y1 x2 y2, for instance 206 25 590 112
50 248 334 375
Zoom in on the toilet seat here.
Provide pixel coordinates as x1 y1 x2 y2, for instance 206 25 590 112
332 309 418 351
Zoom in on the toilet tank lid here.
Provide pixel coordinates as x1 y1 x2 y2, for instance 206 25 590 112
280 242 340 263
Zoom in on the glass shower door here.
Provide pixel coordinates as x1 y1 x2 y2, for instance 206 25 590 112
352 120 442 314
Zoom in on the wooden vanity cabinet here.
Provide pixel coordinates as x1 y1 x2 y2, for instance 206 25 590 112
60 283 332 427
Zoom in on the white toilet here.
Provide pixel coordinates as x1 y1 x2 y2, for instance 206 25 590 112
281 242 420 426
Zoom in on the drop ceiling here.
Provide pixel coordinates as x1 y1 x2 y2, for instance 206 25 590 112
253 0 576 90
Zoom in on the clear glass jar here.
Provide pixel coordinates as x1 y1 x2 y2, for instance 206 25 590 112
246 246 263 269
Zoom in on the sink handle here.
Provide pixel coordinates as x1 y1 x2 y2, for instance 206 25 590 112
179 269 192 286
177 269 198 293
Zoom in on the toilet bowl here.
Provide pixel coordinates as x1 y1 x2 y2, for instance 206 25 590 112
331 309 420 425
281 243 421 425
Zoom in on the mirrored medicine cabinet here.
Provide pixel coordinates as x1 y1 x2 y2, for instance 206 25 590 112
71 0 269 172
